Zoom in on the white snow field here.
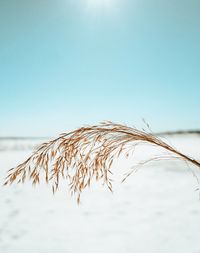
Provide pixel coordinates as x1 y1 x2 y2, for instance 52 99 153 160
0 135 200 253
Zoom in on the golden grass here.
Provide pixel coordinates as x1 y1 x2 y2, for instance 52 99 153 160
4 122 200 203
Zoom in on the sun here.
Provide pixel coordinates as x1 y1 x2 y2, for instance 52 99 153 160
86 0 113 10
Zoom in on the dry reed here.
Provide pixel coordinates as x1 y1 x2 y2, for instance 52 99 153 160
4 122 200 203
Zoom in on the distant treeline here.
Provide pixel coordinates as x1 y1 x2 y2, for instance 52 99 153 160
0 137 50 140
158 130 200 135
0 131 200 140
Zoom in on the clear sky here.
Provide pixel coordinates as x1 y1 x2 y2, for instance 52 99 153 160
0 0 200 137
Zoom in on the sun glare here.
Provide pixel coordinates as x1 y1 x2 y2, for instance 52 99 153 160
86 0 113 10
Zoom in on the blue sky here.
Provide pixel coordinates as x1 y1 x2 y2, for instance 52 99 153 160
0 0 200 136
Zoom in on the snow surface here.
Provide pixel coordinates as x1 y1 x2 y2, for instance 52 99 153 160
0 135 200 253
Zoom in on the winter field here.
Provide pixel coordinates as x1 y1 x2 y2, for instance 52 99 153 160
1 135 200 253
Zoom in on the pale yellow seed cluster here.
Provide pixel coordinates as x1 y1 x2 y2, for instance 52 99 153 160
4 122 200 203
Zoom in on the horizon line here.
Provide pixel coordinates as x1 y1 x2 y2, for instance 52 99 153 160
0 129 200 140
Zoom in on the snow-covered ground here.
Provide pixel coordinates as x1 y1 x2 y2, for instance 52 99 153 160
1 135 200 253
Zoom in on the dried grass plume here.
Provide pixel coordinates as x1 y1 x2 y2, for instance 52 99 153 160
4 122 200 203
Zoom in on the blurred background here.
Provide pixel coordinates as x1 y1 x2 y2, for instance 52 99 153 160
0 1 200 253
0 0 200 136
